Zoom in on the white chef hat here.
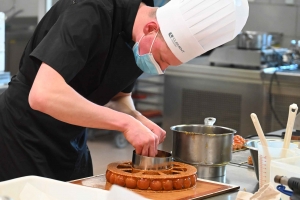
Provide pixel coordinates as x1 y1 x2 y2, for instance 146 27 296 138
156 0 249 63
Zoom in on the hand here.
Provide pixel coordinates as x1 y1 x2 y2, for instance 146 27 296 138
136 114 166 144
123 118 159 157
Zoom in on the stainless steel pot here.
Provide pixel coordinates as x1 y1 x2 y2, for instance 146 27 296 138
170 118 236 178
237 31 272 50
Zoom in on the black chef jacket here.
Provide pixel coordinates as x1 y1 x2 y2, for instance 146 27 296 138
0 0 153 182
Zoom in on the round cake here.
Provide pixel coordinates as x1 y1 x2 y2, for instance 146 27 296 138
106 161 197 191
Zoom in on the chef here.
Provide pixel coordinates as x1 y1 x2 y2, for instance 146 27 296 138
0 0 249 182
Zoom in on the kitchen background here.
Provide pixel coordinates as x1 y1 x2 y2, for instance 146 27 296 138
1 0 300 172
1 0 300 74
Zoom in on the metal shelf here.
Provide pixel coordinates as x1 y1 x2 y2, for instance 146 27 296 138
133 75 164 125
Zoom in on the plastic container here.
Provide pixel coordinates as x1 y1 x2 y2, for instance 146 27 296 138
257 141 298 188
270 156 300 200
0 176 109 200
0 176 148 200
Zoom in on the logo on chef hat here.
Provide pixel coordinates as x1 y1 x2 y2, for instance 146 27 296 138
168 32 185 53
157 0 249 63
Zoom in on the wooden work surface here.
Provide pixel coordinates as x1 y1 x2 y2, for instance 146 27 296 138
70 175 240 199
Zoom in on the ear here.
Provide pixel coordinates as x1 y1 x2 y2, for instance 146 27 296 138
143 21 160 35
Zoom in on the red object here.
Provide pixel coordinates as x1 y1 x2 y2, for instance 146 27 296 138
132 93 148 99
139 110 162 118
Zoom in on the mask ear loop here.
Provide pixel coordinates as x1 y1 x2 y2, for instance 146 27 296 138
138 34 146 43
136 31 159 55
148 31 164 74
136 34 146 56
149 31 159 53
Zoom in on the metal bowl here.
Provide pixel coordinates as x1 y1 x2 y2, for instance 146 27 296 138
132 150 172 170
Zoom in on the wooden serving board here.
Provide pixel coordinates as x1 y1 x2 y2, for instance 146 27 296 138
70 175 239 199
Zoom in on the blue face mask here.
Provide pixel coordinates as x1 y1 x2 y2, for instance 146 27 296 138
132 32 164 75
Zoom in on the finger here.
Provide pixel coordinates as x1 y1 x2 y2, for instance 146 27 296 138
148 137 157 157
159 134 165 143
135 146 143 155
152 130 162 144
151 133 159 153
141 144 149 156
154 134 159 147
159 129 166 143
158 133 166 143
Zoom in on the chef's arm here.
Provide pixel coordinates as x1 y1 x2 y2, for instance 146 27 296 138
104 92 141 118
106 92 166 143
29 62 159 156
29 63 129 131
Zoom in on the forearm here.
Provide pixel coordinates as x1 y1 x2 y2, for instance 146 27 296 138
105 92 142 119
29 63 133 132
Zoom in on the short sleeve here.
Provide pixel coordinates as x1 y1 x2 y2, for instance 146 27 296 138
142 0 154 6
30 3 106 82
122 81 136 93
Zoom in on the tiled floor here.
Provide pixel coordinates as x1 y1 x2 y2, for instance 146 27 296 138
87 130 134 175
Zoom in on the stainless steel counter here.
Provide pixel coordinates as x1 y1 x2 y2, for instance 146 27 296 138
205 164 258 200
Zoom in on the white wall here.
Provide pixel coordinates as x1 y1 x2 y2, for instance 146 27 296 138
0 0 38 17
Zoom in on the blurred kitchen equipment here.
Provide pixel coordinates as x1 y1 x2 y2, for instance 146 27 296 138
208 30 289 69
5 10 23 24
282 131 300 141
274 175 300 200
268 32 283 47
170 117 236 178
0 196 13 200
132 150 172 170
285 112 300 141
237 31 272 50
293 111 300 131
0 12 9 86
282 103 298 156
289 40 300 65
209 45 287 69
0 12 5 72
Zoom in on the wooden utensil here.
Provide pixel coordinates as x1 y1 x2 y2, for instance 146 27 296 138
283 103 298 152
250 113 270 157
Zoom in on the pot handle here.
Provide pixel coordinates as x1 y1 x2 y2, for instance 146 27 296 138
204 117 216 126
